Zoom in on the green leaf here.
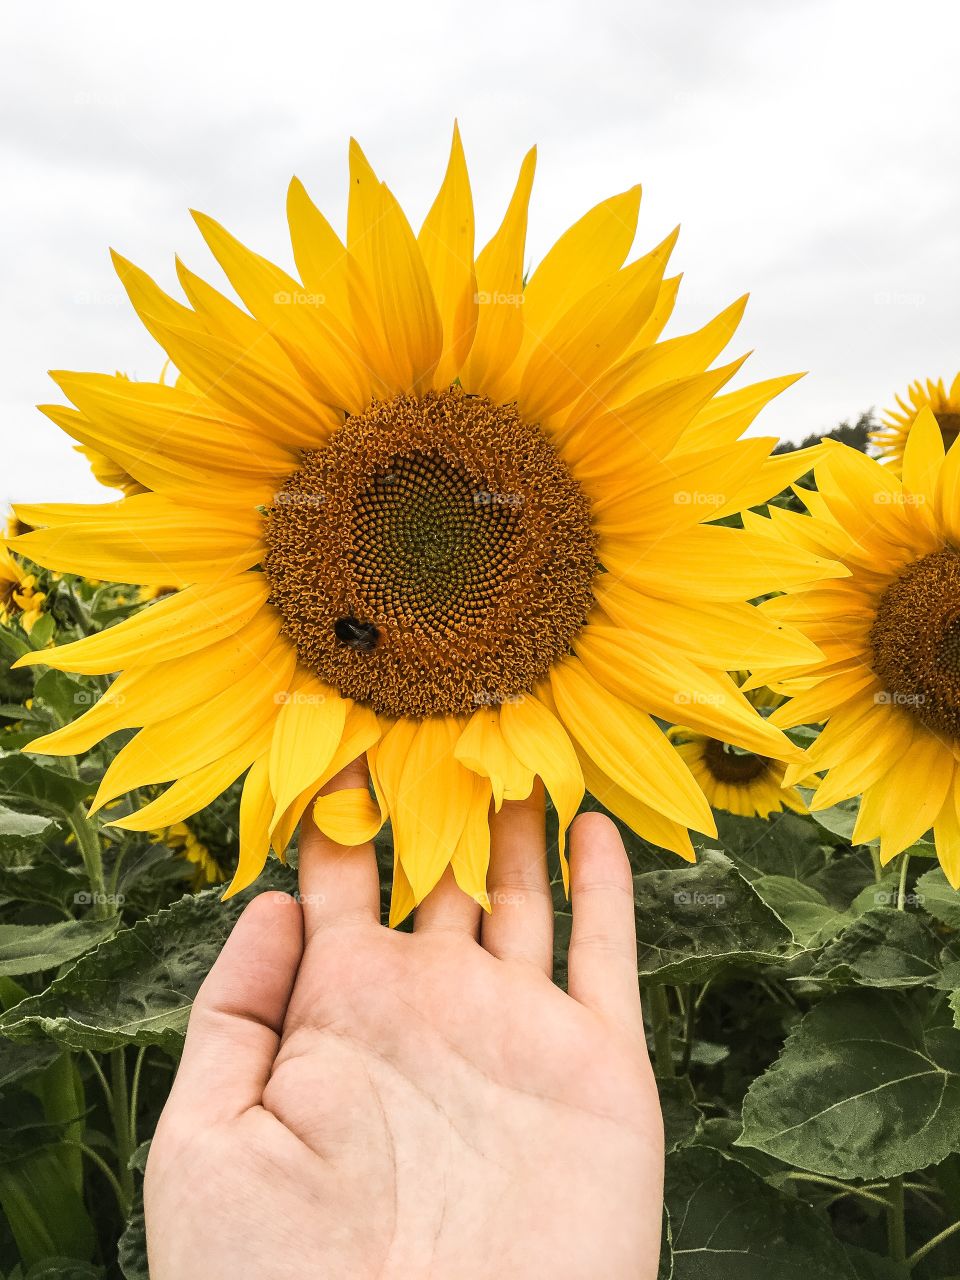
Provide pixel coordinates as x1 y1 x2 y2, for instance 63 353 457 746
664 1145 858 1278
0 917 119 977
0 752 91 815
751 875 851 948
0 629 29 663
0 1146 95 1266
713 811 829 882
23 1264 103 1280
658 1076 701 1153
841 1244 910 1280
738 989 960 1178
0 1039 60 1090
117 1207 148 1280
949 989 960 1031
915 866 960 929
632 851 792 984
32 670 106 731
0 862 297 1054
0 805 53 841
807 908 960 989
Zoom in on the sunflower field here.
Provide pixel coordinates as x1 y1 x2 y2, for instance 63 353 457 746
2 134 960 1277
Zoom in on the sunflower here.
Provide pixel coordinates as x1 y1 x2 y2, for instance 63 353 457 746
10 128 838 922
155 821 226 888
667 678 806 818
1 521 45 634
76 442 146 497
745 407 960 885
871 373 960 472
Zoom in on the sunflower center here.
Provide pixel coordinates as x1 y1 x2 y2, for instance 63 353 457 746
936 411 960 452
702 739 770 785
870 548 960 738
263 388 598 717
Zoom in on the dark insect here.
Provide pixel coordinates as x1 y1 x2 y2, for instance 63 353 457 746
333 616 380 653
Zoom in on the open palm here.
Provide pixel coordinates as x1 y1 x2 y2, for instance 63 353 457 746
145 770 664 1279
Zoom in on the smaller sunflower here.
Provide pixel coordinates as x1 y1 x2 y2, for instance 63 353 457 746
745 407 960 886
668 678 806 818
1 521 45 634
156 821 226 888
871 372 960 472
75 443 146 497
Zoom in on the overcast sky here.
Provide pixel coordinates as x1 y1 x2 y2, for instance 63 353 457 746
2 0 957 505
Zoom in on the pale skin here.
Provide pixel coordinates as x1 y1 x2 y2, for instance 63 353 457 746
145 763 665 1279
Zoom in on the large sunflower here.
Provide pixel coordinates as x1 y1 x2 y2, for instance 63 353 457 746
11 129 836 921
745 407 960 885
871 372 960 472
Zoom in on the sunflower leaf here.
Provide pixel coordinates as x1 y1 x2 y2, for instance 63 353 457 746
807 907 960 989
0 861 296 1054
663 1145 859 1278
738 989 960 1178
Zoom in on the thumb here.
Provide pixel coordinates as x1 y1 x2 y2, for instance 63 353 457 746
166 891 304 1125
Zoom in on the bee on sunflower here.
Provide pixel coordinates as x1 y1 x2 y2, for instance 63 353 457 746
745 407 960 885
667 677 806 819
871 372 960 473
10 128 837 922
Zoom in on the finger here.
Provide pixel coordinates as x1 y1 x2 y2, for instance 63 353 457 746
414 865 482 937
480 780 553 974
566 813 645 1045
298 756 382 936
168 891 304 1123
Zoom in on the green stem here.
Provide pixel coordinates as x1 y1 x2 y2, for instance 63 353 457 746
679 984 696 1075
896 854 911 911
648 985 675 1077
83 1050 113 1113
784 1171 889 1208
110 1049 135 1214
129 1046 147 1153
68 806 112 919
907 1217 960 1270
887 1176 907 1262
63 1140 127 1213
871 848 883 884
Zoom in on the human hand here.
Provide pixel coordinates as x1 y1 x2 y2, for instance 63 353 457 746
145 766 664 1279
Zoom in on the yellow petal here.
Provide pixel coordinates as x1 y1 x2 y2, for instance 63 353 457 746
901 405 945 508
449 772 493 909
14 575 269 675
286 177 353 328
377 717 473 903
9 495 263 587
268 675 348 829
89 631 295 811
550 657 715 835
453 706 535 810
518 228 678 422
459 147 536 400
499 690 584 889
222 755 273 899
312 787 385 846
191 210 372 413
418 123 478 389
110 721 274 832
